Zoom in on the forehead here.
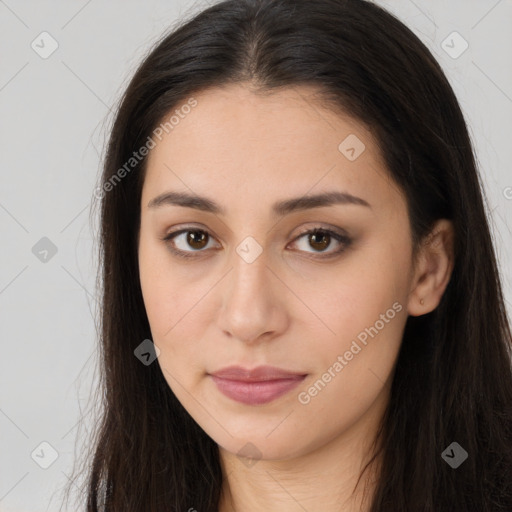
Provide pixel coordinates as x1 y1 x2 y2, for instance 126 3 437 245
141 83 401 215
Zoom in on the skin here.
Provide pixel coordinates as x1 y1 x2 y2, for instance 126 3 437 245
137 83 454 511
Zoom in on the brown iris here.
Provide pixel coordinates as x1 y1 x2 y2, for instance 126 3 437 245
187 230 208 250
308 230 330 251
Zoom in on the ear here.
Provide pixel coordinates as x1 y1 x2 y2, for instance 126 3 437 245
407 219 455 317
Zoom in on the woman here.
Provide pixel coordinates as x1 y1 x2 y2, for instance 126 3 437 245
65 0 512 510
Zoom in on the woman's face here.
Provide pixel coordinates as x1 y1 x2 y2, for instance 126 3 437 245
138 83 415 461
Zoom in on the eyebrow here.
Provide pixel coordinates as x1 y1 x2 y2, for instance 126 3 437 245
147 190 371 216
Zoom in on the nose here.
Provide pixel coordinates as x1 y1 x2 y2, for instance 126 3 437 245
215 247 289 345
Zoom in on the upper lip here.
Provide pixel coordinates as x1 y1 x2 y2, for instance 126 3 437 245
209 365 307 382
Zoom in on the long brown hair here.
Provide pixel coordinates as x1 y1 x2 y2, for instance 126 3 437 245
63 0 512 510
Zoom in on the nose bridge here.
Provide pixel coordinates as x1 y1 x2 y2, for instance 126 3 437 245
216 236 284 343
227 236 271 305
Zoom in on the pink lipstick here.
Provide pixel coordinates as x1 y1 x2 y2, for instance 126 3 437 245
209 365 307 405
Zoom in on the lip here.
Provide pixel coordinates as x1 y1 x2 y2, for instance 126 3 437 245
208 365 307 405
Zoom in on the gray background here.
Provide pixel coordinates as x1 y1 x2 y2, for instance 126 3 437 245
1 1 511 511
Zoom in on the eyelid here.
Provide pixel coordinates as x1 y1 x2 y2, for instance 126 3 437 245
160 223 352 259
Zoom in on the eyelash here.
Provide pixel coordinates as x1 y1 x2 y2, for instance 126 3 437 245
160 225 352 260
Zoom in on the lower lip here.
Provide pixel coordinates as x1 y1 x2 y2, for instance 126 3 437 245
210 375 307 405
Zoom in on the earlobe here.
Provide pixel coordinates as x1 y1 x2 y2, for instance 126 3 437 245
407 219 455 317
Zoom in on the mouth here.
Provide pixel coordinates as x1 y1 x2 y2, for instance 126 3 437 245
208 365 308 405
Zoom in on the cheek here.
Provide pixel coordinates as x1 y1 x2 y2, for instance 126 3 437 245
294 281 407 444
301 246 410 383
297 247 408 339
310 289 405 391
139 230 192 327
138 236 215 381
138 234 183 345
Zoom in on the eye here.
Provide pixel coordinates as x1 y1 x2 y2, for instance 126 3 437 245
161 225 352 259
161 228 219 259
289 227 351 258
